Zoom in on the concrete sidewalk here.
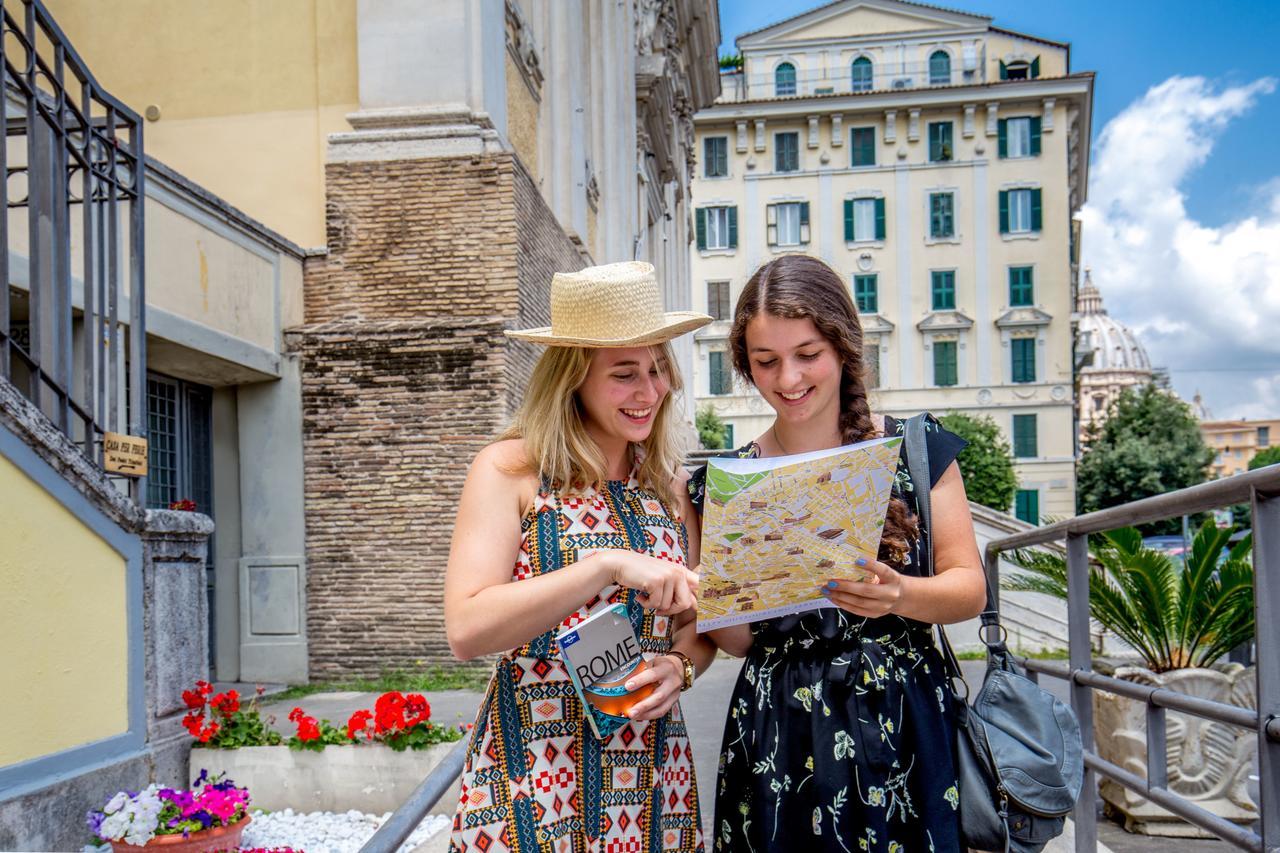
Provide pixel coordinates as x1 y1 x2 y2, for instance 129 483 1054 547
258 658 1236 852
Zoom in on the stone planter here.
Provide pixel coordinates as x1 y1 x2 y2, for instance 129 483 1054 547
190 743 461 816
1094 664 1258 837
109 816 249 853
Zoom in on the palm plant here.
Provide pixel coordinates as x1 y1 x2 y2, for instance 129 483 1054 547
1004 520 1254 673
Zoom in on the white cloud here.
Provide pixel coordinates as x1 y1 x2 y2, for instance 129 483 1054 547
1079 75 1280 420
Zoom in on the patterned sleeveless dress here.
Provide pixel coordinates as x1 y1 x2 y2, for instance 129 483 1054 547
450 467 704 853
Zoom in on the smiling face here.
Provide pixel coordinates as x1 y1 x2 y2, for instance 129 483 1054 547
576 346 671 453
744 314 843 429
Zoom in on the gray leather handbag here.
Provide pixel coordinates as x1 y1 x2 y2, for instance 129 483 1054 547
904 414 1084 853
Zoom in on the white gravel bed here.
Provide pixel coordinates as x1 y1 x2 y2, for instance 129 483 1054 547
240 808 450 852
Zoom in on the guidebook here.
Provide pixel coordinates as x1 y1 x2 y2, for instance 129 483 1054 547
556 602 655 738
697 436 902 631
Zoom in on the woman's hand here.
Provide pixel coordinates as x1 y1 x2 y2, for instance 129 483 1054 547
820 557 907 618
623 654 686 721
607 552 699 615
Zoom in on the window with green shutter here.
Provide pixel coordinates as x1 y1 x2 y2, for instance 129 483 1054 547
771 201 809 246
1004 188 1042 234
850 126 875 167
704 136 728 177
933 341 958 386
709 351 731 395
1012 337 1036 383
928 121 953 162
776 132 800 172
854 274 878 313
1013 413 1038 458
1009 266 1034 306
929 192 954 239
775 62 797 96
846 197 882 242
931 270 956 311
700 206 736 250
1015 488 1040 524
999 117 1041 158
851 56 873 92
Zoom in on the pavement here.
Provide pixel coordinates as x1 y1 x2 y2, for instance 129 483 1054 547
236 658 1243 852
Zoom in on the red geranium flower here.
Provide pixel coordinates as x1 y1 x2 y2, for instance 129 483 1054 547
346 709 374 741
182 688 207 710
404 693 431 726
374 692 407 733
296 716 320 742
196 680 213 696
212 691 241 716
197 720 220 743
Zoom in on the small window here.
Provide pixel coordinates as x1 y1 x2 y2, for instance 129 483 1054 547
1001 188 1042 234
775 132 800 172
1012 337 1036 383
1002 60 1031 80
850 126 876 167
1015 488 1039 524
928 50 951 85
929 192 954 239
933 340 958 387
1093 394 1105 411
854 274 878 313
928 121 953 162
1013 413 1038 458
844 197 885 242
707 281 730 321
775 62 797 96
709 351 731 395
1259 426 1271 448
769 201 809 247
1009 266 1034 306
704 136 728 177
696 206 737 251
851 56 873 92
931 270 956 311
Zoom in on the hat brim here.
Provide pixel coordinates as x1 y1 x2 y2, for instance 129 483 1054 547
503 312 713 347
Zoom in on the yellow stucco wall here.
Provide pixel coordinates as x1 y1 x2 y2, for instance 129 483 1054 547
0 453 129 766
44 0 360 248
778 8 943 40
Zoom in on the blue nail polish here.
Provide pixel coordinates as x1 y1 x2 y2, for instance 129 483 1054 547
825 580 838 590
855 557 868 567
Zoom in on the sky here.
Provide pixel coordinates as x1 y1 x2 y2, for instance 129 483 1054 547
717 0 1280 419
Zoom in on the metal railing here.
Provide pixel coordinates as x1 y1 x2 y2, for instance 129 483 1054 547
720 59 989 102
359 739 468 853
985 466 1280 852
0 0 147 502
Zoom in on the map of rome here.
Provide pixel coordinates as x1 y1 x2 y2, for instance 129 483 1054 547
697 437 902 631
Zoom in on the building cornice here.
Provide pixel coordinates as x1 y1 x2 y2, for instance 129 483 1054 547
995 307 1054 328
740 25 990 54
694 73 1094 122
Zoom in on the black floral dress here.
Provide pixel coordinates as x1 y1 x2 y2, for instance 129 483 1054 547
689 415 967 853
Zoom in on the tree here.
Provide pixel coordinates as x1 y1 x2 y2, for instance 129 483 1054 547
1249 445 1280 470
937 412 1018 512
696 406 728 450
1077 384 1213 532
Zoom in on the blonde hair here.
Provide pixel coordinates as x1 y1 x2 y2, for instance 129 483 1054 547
501 344 686 505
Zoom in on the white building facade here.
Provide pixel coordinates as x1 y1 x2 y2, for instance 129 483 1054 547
689 0 1093 520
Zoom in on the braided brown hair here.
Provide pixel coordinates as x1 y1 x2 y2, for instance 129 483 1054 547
729 255 919 565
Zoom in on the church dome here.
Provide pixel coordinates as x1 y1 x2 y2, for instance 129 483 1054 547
1076 270 1152 373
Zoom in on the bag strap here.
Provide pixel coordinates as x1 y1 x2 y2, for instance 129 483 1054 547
901 414 1004 685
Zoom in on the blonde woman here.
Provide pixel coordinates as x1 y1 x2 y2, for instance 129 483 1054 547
445 262 714 853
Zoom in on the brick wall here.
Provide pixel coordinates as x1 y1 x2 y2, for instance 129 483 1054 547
295 151 585 676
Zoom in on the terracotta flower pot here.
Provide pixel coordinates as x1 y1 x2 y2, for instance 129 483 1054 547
109 815 250 853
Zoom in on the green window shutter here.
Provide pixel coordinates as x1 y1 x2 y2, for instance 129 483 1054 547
844 199 854 242
709 351 726 395
934 341 958 387
766 203 778 246
799 201 811 243
874 197 886 240
998 190 1009 234
1013 414 1038 457
727 206 738 249
1030 56 1041 79
1015 489 1039 524
1012 338 1036 383
696 208 707 250
999 59 1008 80
1031 188 1043 231
997 119 1008 158
1009 266 1034 306
1030 117 1042 156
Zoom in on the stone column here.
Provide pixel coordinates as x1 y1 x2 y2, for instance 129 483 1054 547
142 509 214 787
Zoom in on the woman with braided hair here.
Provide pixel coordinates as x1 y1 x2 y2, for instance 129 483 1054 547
687 255 986 852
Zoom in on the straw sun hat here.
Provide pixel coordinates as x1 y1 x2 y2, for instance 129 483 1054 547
504 261 712 347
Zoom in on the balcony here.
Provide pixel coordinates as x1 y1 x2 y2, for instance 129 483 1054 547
718 59 989 104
